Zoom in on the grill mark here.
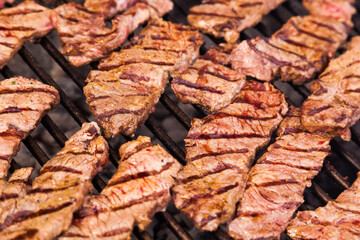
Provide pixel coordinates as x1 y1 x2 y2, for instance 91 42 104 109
290 21 335 43
345 89 360 93
272 143 330 153
96 108 146 121
10 229 38 240
264 38 304 59
0 124 27 138
89 28 117 38
239 2 264 7
102 60 175 70
0 193 18 201
189 66 240 82
0 156 10 161
210 112 279 121
259 160 322 171
277 37 324 52
172 78 225 94
335 114 347 123
39 166 83 175
0 26 35 31
189 10 245 20
0 201 74 231
177 165 231 184
28 183 80 195
57 13 80 23
121 141 153 161
187 149 249 162
253 179 300 187
344 74 360 79
0 88 58 98
310 20 343 35
151 34 171 40
179 183 239 209
186 133 269 140
96 227 132 237
307 105 331 116
199 210 227 228
61 232 89 238
332 203 360 215
347 60 360 67
0 106 34 114
0 41 18 49
107 161 175 187
140 47 185 54
1 9 43 16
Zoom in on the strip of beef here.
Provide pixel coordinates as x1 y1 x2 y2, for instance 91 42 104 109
0 77 60 179
84 0 137 18
0 122 109 240
0 168 33 201
60 136 181 240
0 1 56 69
172 43 246 112
229 14 352 85
227 107 331 240
287 171 360 239
172 81 288 231
301 36 360 141
188 0 286 43
55 0 173 67
85 18 203 138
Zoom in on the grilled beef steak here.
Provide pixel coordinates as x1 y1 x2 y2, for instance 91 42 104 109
60 136 181 240
172 44 246 112
85 17 203 137
55 0 173 67
0 1 56 69
229 14 352 85
172 81 288 231
301 36 360 141
188 0 286 43
0 122 109 240
227 108 331 240
287 171 360 240
84 0 137 18
0 77 60 179
0 168 33 200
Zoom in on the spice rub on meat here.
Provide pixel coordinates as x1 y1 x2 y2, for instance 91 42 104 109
287 171 360 240
227 107 331 240
172 44 247 113
188 0 286 43
0 77 60 179
55 0 173 67
0 122 109 240
301 36 360 141
0 0 57 69
172 81 288 231
84 17 203 138
60 136 181 240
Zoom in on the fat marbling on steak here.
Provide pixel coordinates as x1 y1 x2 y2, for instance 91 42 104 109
60 136 181 240
0 122 109 240
85 17 203 138
172 80 288 231
227 107 331 239
0 77 60 179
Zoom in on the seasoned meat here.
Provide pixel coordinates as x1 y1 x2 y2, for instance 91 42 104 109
287 171 360 240
0 1 56 69
188 0 286 43
301 36 360 141
0 77 60 179
84 0 137 18
172 81 288 231
85 18 203 138
60 136 181 240
172 50 246 112
55 0 173 67
227 108 331 240
229 15 351 84
0 168 33 200
0 122 109 240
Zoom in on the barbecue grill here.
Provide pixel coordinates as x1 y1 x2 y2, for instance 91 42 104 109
4 0 360 239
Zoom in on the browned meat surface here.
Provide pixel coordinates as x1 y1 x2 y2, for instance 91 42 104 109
287 172 360 240
172 46 246 112
172 81 288 231
0 0 14 9
0 77 60 179
60 136 181 240
229 15 351 84
0 1 56 69
84 0 137 18
85 18 203 138
55 0 173 67
0 122 109 240
0 168 33 200
200 43 234 66
304 0 355 23
188 0 286 43
227 108 331 240
301 36 360 141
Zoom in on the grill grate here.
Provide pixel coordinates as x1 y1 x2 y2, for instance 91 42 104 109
3 0 360 239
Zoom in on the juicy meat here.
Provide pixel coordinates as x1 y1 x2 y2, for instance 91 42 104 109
287 172 360 240
85 18 203 138
60 136 182 240
0 77 60 179
172 81 288 231
0 1 56 69
301 36 360 141
0 122 109 240
188 0 286 43
227 108 331 240
172 45 246 112
0 168 33 200
84 0 137 18
55 0 173 67
229 14 352 84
